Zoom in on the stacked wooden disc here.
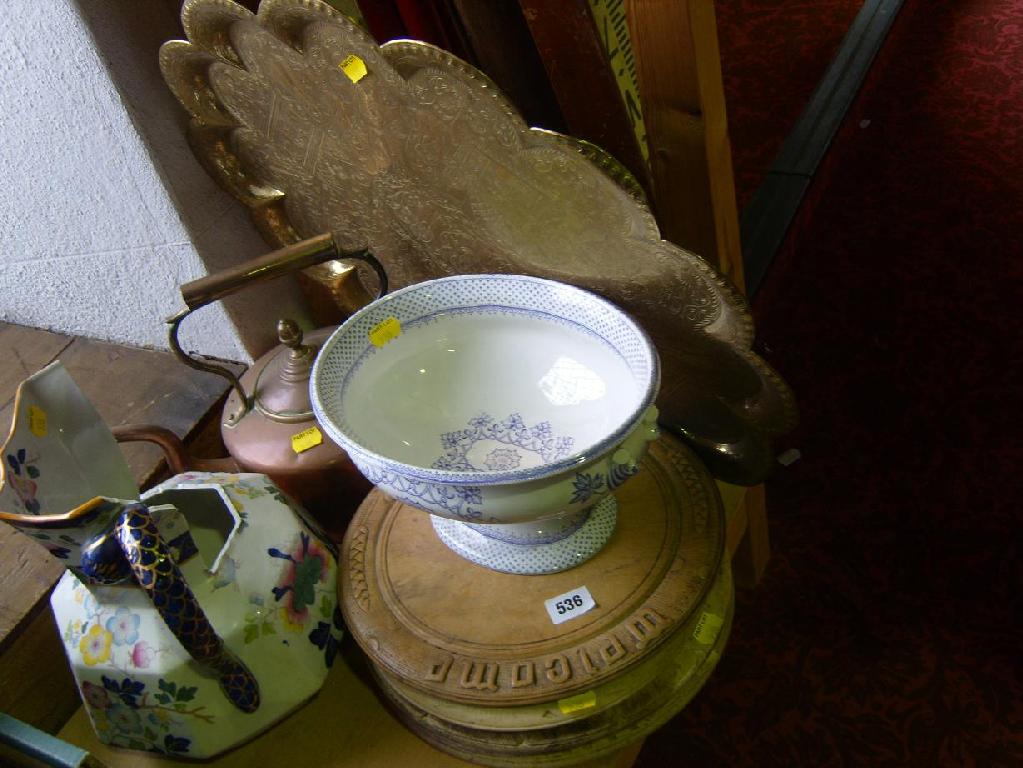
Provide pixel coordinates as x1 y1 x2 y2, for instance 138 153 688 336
340 434 732 767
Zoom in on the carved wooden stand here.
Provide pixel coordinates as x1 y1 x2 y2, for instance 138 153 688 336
341 434 731 766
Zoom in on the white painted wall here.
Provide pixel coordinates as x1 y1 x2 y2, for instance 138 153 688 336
0 0 308 362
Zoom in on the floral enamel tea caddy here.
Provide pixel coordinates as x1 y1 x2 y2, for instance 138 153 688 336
0 362 342 758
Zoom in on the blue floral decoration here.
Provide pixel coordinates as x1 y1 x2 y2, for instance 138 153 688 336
455 486 483 505
308 605 345 668
102 675 146 707
433 412 576 472
571 472 606 505
164 734 191 754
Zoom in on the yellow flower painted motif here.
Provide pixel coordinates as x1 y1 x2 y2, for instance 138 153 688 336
80 624 113 666
280 607 305 633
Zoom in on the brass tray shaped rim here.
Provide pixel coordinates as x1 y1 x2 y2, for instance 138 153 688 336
160 0 796 484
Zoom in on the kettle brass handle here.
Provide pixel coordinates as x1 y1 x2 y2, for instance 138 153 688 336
167 234 388 409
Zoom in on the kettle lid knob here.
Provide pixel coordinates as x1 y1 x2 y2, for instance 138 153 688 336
278 318 303 350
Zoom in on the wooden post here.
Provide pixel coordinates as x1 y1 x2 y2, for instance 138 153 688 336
627 0 768 585
626 0 744 286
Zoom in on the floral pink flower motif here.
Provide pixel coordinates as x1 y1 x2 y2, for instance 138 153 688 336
80 681 111 709
9 474 38 509
130 640 154 669
105 607 140 646
80 624 113 666
269 533 330 627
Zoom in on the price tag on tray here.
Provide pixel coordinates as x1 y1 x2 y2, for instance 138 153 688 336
544 586 596 625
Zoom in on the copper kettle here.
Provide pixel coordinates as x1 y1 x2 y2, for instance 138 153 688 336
165 234 387 538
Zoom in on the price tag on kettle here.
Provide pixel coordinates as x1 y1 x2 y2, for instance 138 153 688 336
291 426 323 454
544 586 595 625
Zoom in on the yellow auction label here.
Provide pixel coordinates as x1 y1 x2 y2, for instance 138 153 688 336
692 612 724 645
369 316 401 347
557 690 597 715
28 406 47 437
339 54 368 83
291 426 323 454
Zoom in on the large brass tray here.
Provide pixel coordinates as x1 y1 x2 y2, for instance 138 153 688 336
160 0 796 483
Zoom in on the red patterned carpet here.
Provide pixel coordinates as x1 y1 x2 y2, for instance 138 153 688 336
717 0 864 207
638 0 1023 765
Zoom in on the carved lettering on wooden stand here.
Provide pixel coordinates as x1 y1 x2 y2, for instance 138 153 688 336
459 660 500 691
511 661 536 688
544 654 572 684
577 646 599 675
424 656 453 683
626 607 667 650
598 633 627 666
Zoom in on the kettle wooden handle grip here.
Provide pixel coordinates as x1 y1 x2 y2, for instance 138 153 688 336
167 234 388 410
179 233 387 310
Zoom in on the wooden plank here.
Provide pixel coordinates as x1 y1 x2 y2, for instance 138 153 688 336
732 484 770 587
519 0 650 191
0 326 83 732
718 479 749 556
717 478 769 589
626 0 744 286
626 5 769 582
0 324 73 414
0 609 78 734
0 524 64 647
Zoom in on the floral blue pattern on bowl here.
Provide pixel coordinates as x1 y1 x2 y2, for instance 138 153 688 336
312 274 659 486
432 412 575 472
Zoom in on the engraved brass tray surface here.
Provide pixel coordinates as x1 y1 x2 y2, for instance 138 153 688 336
161 0 796 483
339 434 725 708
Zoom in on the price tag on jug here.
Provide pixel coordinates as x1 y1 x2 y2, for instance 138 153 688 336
544 586 595 625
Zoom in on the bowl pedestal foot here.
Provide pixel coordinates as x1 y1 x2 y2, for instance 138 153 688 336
430 498 617 575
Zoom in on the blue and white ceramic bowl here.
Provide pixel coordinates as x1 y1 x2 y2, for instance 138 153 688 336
311 275 660 573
